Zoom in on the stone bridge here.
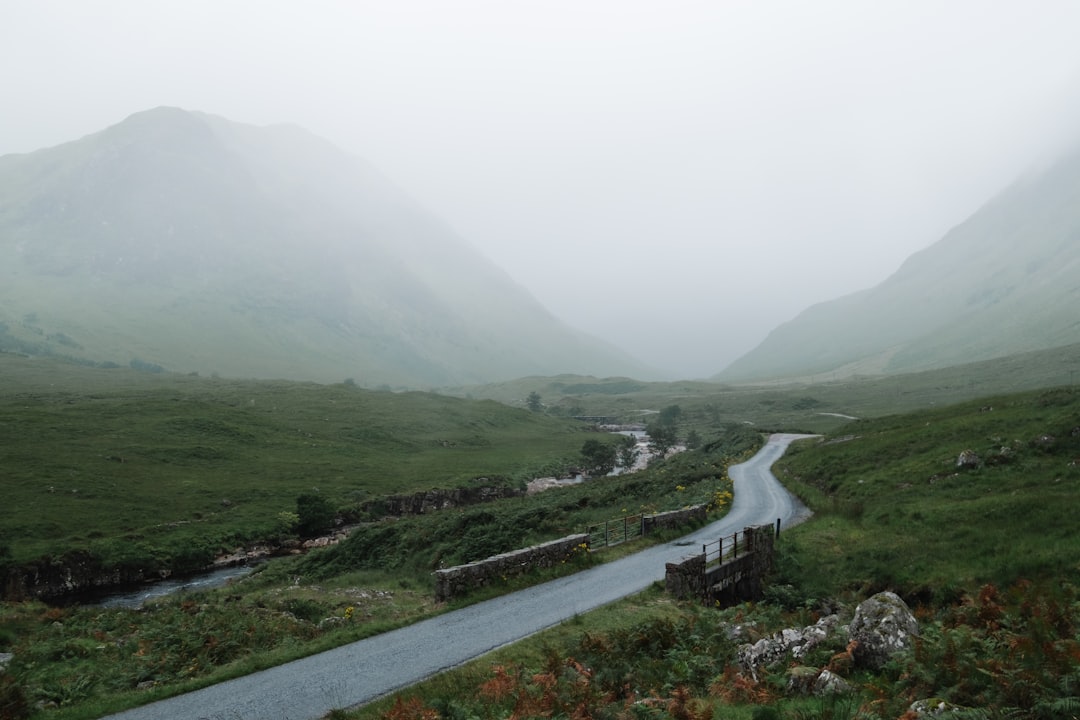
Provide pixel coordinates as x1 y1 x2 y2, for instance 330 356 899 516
664 523 776 606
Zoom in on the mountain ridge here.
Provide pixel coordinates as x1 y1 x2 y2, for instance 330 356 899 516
715 144 1080 383
0 107 652 387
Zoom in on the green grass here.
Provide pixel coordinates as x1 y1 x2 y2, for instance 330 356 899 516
771 386 1080 601
6 349 1080 719
0 354 603 566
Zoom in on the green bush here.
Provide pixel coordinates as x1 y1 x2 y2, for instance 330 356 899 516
296 493 336 538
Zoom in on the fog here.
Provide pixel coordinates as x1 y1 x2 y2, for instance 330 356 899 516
3 1 1080 378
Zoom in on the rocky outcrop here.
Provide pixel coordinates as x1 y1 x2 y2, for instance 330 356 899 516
908 698 967 717
737 614 841 681
849 591 919 670
738 591 918 696
2 550 166 602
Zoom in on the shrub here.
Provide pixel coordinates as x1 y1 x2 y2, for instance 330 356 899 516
296 493 336 538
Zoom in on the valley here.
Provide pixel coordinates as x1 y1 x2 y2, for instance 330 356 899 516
2 351 1079 719
2 100 1080 720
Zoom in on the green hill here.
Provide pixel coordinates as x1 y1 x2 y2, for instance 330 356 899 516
0 107 649 387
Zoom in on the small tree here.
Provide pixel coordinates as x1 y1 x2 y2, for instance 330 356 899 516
580 439 617 477
617 435 639 471
685 429 702 450
526 391 543 413
646 422 677 457
296 493 336 537
659 404 682 427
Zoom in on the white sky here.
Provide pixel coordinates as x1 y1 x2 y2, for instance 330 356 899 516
3 1 1080 378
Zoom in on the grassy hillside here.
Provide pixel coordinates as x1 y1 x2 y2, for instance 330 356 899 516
773 385 1080 600
0 354 603 568
717 146 1080 384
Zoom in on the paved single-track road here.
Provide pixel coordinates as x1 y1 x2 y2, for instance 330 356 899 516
105 433 814 720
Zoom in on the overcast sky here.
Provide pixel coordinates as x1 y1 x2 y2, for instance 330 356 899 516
4 1 1080 378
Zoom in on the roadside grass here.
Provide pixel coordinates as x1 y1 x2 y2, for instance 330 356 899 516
344 585 758 720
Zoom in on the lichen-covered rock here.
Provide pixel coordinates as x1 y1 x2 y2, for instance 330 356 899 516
908 698 966 716
956 449 980 469
785 666 853 697
737 615 840 680
785 665 820 695
813 669 852 696
849 591 918 670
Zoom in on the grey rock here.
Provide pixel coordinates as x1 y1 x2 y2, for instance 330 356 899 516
849 591 918 670
908 698 965 716
785 666 853 697
738 614 841 681
956 449 980 469
813 669 853 696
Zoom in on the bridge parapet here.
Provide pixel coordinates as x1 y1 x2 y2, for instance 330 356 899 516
665 523 776 606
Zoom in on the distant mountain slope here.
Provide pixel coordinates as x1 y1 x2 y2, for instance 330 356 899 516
716 146 1080 383
0 107 649 386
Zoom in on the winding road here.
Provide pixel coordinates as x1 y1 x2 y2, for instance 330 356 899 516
104 433 814 720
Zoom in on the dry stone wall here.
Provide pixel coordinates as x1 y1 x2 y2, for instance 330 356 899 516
434 533 589 602
642 505 706 534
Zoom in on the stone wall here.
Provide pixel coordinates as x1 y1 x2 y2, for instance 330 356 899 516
665 552 707 600
434 533 589 602
642 505 707 534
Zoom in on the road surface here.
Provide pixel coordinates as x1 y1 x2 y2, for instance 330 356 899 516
104 433 814 720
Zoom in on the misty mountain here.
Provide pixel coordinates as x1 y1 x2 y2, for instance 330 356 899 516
716 147 1080 383
0 107 649 386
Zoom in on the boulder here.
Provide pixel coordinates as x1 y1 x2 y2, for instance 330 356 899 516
785 666 853 697
849 591 918 670
956 450 980 469
813 669 853 696
785 665 820 695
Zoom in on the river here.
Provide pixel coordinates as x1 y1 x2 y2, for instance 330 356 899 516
90 563 257 609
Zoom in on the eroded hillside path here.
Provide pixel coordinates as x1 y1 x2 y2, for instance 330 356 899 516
104 434 814 720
